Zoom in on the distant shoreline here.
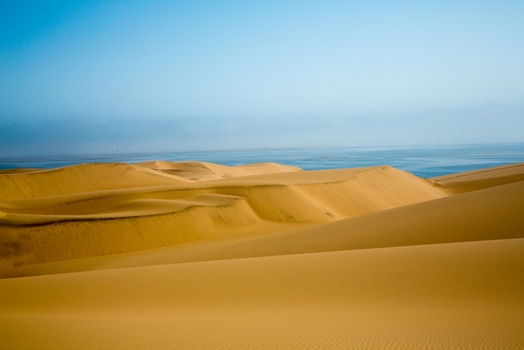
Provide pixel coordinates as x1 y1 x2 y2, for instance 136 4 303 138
1 143 524 178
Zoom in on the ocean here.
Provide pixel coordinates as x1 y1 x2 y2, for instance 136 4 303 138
1 143 524 178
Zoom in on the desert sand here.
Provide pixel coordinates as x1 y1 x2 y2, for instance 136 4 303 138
0 160 523 349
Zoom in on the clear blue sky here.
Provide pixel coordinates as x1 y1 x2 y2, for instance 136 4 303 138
1 0 523 156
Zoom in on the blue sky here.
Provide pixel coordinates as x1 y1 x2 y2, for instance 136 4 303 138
1 0 524 156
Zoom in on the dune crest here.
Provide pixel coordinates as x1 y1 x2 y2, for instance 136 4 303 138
138 160 301 181
0 162 191 200
1 161 523 349
431 162 524 193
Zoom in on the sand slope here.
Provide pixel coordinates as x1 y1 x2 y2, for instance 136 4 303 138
0 161 523 349
1 239 523 349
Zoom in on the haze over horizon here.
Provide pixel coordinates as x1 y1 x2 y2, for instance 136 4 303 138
1 1 524 156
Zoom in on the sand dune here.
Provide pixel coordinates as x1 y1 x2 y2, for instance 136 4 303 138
137 160 301 181
431 162 524 194
0 165 445 266
0 163 190 200
0 161 523 349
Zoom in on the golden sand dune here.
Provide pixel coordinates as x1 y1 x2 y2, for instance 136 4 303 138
431 162 524 194
0 161 523 349
0 165 444 266
1 239 523 349
137 160 301 181
0 162 190 200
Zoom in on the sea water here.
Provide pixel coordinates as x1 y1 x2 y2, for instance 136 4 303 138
1 143 524 178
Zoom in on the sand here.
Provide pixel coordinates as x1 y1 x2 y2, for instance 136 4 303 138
1 161 523 349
